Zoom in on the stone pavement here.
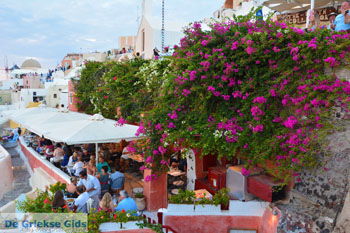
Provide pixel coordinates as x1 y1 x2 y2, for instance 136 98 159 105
0 147 31 208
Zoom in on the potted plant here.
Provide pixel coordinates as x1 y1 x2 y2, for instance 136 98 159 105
134 192 146 211
168 190 196 212
194 196 221 213
213 188 230 210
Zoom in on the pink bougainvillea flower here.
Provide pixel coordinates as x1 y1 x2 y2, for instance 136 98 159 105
135 124 145 136
252 124 264 132
182 89 191 96
207 86 215 91
269 89 277 97
145 156 153 163
152 150 159 155
251 106 264 116
158 146 167 155
272 46 280 52
116 117 127 126
283 116 298 129
253 96 267 104
155 123 163 131
246 46 257 55
160 160 168 165
324 57 337 67
231 41 239 50
113 76 117 80
103 96 108 99
168 122 176 128
201 40 209 46
291 158 299 164
241 167 251 176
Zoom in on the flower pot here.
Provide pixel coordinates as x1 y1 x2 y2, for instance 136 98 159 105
194 204 221 213
135 197 146 211
220 203 229 210
167 204 195 213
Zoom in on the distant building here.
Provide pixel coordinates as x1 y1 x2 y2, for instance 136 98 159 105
19 88 47 108
21 58 41 69
23 75 43 89
61 53 83 70
119 36 136 50
68 80 79 112
10 58 48 79
46 81 69 108
82 52 107 62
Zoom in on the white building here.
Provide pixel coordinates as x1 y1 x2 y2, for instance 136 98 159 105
135 0 184 59
82 52 107 62
19 89 47 108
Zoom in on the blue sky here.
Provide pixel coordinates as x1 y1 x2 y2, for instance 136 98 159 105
0 0 221 68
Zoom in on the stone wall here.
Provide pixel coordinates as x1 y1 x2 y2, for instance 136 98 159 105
277 123 350 233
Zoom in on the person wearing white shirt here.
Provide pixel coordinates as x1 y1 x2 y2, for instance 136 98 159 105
77 170 101 210
73 156 84 177
73 185 89 213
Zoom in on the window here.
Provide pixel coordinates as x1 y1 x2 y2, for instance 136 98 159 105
33 92 37 96
142 29 145 52
53 94 57 98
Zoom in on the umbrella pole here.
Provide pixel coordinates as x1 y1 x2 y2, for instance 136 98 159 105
95 143 98 166
311 0 315 9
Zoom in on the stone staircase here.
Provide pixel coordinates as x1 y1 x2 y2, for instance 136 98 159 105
0 147 31 208
277 131 350 233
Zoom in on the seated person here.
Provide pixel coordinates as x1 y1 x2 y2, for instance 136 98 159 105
44 141 54 159
72 156 84 177
68 152 78 167
66 177 78 198
52 190 68 212
73 185 89 213
2 132 14 141
115 190 138 213
61 153 70 167
84 156 97 176
99 166 110 196
98 192 115 212
120 145 131 172
96 157 110 174
82 149 90 162
50 143 65 165
110 167 125 194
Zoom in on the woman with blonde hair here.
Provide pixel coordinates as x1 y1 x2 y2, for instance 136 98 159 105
84 155 97 176
98 192 115 212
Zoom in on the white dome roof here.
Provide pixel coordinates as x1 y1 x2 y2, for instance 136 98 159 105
21 59 41 69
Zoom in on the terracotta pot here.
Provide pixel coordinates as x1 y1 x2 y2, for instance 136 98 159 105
135 197 146 211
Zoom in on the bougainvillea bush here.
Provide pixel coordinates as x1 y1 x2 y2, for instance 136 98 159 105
75 59 172 123
139 15 350 182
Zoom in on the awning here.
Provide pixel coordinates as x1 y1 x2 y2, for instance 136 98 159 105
263 0 344 13
4 107 141 145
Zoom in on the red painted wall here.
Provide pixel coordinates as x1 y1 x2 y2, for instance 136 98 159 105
68 80 79 112
101 230 155 233
143 169 167 211
164 215 261 233
259 208 280 233
20 141 68 184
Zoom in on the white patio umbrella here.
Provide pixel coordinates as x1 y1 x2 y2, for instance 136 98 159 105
41 114 141 164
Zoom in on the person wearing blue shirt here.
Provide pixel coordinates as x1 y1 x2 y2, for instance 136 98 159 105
334 1 350 32
115 190 138 213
